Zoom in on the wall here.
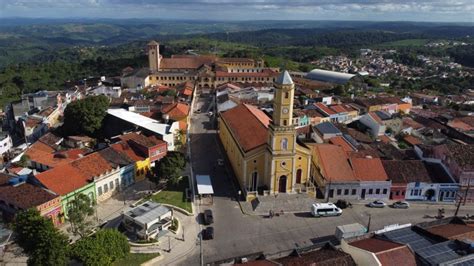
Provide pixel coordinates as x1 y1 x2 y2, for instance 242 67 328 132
135 158 151 182
96 168 122 203
327 183 361 200
359 181 391 200
37 196 63 227
121 164 135 187
61 182 96 219
341 239 381 266
0 135 13 155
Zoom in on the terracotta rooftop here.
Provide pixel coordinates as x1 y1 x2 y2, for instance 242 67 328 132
329 104 349 113
70 152 113 179
368 112 383 124
403 135 422 146
111 142 146 162
382 160 432 184
426 223 474 240
162 102 190 120
312 144 358 182
350 237 404 253
25 141 75 168
350 156 389 182
275 245 356 266
0 173 58 209
160 57 215 69
220 104 271 153
34 163 91 196
329 136 355 153
376 245 417 266
119 132 165 149
314 102 336 115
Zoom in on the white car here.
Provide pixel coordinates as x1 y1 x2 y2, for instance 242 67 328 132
366 200 386 208
311 203 342 217
392 201 410 209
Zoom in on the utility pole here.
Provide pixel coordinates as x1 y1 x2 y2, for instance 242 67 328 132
182 226 185 241
367 214 372 232
168 235 171 253
200 233 204 266
455 179 471 217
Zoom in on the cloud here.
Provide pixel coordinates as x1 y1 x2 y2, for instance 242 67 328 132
1 0 473 21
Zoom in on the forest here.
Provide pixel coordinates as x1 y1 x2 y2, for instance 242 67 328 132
0 19 473 106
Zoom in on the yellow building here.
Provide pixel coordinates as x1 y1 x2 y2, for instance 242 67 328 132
219 71 312 200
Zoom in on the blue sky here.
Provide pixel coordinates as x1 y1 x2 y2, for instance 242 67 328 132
1 0 473 22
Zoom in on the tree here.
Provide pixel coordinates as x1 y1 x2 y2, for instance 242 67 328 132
153 152 186 186
68 194 95 238
71 229 130 266
62 95 109 137
14 209 69 266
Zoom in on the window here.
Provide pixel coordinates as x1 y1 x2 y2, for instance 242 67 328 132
283 120 287 126
285 92 289 99
383 189 388 194
110 181 114 190
281 138 288 150
104 184 109 193
344 189 349 195
396 191 400 196
115 179 119 190
369 189 373 194
376 189 380 194
410 190 413 196
329 189 334 198
337 189 342 195
98 187 103 196
352 189 356 195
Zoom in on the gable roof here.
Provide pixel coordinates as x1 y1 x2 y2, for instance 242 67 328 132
350 156 389 182
220 104 270 153
110 141 146 162
382 160 431 184
0 173 59 209
34 164 91 196
313 144 358 182
350 237 404 253
329 136 356 153
162 102 190 120
25 141 77 168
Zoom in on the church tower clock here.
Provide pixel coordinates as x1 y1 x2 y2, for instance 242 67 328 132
267 71 298 194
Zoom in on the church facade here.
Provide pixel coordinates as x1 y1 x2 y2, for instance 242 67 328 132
146 40 279 89
218 71 312 201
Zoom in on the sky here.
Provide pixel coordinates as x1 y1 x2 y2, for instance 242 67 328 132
0 0 473 22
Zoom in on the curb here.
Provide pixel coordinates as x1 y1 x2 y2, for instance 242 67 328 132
160 203 194 216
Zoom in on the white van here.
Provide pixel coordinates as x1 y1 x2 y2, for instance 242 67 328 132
311 203 342 217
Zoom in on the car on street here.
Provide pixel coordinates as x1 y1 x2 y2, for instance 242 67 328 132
203 227 214 240
311 203 342 217
203 209 214 225
392 201 410 209
366 200 387 208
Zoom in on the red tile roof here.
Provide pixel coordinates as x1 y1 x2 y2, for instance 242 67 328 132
315 102 336 115
34 164 91 196
162 102 190 120
403 135 422 146
329 136 355 153
350 237 403 253
25 141 77 168
350 157 389 182
376 246 417 266
425 223 474 240
368 112 383 124
111 142 146 162
329 104 348 113
0 173 59 209
220 104 270 152
160 57 215 69
312 144 358 182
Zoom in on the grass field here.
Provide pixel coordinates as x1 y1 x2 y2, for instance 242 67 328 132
113 253 160 266
149 176 192 213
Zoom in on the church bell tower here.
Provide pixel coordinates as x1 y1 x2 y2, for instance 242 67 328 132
267 70 298 194
148 40 161 72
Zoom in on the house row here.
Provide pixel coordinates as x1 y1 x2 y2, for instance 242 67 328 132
0 132 167 226
309 143 458 203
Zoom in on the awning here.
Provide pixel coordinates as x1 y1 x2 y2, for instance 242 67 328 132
196 175 214 195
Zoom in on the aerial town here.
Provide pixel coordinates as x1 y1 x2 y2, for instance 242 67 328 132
0 34 473 265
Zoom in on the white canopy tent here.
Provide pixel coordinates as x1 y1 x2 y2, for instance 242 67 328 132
196 175 214 204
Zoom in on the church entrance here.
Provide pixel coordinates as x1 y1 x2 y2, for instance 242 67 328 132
296 169 302 184
278 175 287 193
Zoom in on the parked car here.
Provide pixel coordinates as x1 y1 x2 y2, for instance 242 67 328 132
392 201 410 209
335 199 352 209
311 203 342 217
203 209 214 225
366 200 386 208
203 227 214 240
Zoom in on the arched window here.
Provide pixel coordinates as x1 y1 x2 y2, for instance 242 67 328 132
285 92 289 99
281 138 288 150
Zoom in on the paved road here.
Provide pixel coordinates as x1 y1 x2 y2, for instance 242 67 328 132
180 93 474 265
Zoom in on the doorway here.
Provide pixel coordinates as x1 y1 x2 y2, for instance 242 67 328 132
361 189 366 199
278 176 287 193
296 169 302 184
